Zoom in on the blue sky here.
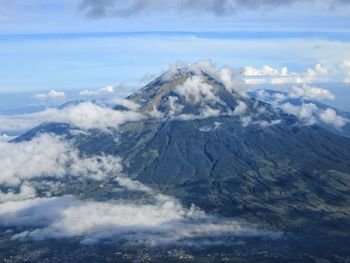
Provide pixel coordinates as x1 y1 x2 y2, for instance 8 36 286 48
0 0 350 110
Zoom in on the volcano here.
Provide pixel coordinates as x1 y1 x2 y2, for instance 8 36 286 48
16 63 350 238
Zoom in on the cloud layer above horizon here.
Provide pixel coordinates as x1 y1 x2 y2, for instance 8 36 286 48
80 0 350 18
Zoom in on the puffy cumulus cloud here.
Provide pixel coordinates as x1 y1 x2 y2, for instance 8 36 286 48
176 75 221 105
303 64 329 82
281 102 348 129
319 108 348 129
0 193 278 246
244 65 289 77
0 184 36 203
289 85 335 101
79 0 350 18
34 90 66 101
255 88 348 129
80 85 114 97
282 102 319 125
0 102 143 133
243 60 350 85
242 64 330 85
0 134 122 186
54 102 142 130
216 66 246 96
254 85 335 104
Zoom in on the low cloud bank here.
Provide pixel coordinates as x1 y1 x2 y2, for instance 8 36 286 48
0 134 279 246
0 190 278 246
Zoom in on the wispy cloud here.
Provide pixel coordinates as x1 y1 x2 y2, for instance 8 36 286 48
79 85 114 97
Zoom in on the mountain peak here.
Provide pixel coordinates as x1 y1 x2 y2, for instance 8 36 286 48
126 61 253 121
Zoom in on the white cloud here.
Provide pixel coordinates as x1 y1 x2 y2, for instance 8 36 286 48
108 97 140 111
304 64 329 82
319 108 347 129
0 193 278 246
244 65 289 77
0 136 280 246
177 106 221 121
281 102 348 128
0 102 143 133
281 102 319 125
240 116 252 127
232 101 248 116
0 134 123 186
257 88 348 129
242 60 350 85
80 86 114 97
34 90 66 101
242 64 344 85
164 60 244 96
167 96 184 117
52 102 142 130
0 184 36 203
176 75 221 105
289 85 335 101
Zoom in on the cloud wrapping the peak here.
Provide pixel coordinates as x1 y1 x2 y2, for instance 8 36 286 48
175 75 221 105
